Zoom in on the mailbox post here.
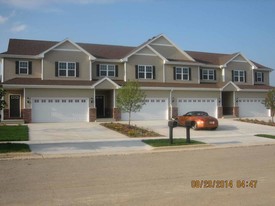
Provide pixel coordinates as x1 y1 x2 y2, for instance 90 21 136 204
168 120 178 144
185 121 192 143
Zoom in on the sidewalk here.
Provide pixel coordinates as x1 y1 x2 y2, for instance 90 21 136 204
5 118 274 157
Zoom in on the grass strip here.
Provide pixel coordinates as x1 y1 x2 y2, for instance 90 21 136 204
0 125 29 141
255 134 275 139
142 138 205 147
0 143 31 153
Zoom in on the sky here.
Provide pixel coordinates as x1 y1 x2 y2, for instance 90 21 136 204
0 0 275 85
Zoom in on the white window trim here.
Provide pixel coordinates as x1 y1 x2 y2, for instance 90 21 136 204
58 62 76 77
99 64 115 77
19 61 29 75
234 70 245 82
176 67 189 81
202 69 215 80
138 65 153 79
256 72 263 82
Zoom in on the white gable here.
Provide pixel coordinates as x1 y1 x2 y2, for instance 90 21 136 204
53 41 81 51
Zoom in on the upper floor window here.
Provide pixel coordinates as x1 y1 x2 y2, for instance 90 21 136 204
136 65 155 79
201 69 216 80
255 72 264 83
232 70 246 82
55 62 79 77
96 64 118 77
174 67 191 81
100 64 115 77
15 61 32 75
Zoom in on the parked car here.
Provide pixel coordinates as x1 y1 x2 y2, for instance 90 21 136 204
174 111 218 130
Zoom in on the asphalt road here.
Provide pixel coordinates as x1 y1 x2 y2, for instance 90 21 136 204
1 145 275 206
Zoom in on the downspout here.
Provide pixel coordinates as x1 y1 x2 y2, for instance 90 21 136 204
41 58 44 80
113 89 116 108
163 60 166 82
90 60 93 81
124 61 127 82
1 58 4 82
169 89 173 119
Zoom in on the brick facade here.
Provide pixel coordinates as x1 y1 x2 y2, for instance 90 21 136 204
22 109 32 123
233 106 239 117
89 108 97 122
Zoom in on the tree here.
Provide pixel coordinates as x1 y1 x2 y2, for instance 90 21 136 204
0 88 6 122
116 81 146 125
263 89 275 123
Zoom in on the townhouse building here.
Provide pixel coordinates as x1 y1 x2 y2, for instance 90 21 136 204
0 34 273 123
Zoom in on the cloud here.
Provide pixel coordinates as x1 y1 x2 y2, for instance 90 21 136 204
0 15 8 24
11 23 27 32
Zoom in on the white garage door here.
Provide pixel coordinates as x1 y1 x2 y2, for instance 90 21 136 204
178 98 218 118
238 98 269 117
32 98 89 123
121 98 168 121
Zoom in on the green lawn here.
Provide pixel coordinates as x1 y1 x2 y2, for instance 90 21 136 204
255 134 275 139
0 125 29 141
142 138 205 147
0 143 30 153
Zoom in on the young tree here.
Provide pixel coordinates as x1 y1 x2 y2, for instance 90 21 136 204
116 81 146 125
263 89 275 123
0 88 6 122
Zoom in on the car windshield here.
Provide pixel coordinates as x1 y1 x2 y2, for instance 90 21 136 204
185 111 209 116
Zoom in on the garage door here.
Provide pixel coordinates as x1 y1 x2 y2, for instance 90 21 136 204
121 98 168 121
32 98 89 123
178 98 218 118
238 98 269 117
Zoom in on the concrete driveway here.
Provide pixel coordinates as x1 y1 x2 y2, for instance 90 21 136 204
27 118 275 155
132 118 275 146
29 122 128 142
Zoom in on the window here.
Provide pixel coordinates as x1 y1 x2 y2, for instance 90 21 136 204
175 67 190 80
233 70 246 82
58 62 76 77
16 61 32 75
19 61 28 74
55 62 79 77
255 72 264 83
138 65 153 79
201 69 215 80
100 64 115 77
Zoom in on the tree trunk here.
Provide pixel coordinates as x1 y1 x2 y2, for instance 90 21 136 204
128 112 131 126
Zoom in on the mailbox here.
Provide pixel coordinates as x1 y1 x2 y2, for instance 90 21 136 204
168 120 178 128
185 120 192 128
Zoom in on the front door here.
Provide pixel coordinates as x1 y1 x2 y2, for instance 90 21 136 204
10 95 21 118
96 96 105 118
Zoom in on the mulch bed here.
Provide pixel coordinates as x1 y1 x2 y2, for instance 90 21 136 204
236 118 275 127
100 122 163 137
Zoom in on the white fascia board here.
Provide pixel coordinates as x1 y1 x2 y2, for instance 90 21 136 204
140 86 219 91
95 58 122 63
239 89 270 92
123 44 167 61
91 77 121 89
166 61 218 67
220 81 241 91
2 84 92 89
159 34 196 62
146 45 167 61
40 39 96 60
224 52 257 69
0 54 42 59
